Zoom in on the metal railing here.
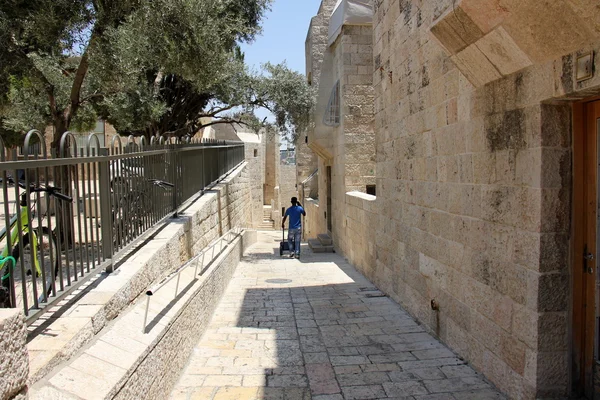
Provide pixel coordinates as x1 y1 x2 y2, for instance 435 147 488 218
142 227 242 333
0 130 245 321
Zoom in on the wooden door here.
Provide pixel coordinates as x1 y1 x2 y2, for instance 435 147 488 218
573 100 600 397
326 166 332 233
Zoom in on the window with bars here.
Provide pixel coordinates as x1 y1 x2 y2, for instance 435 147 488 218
323 80 340 126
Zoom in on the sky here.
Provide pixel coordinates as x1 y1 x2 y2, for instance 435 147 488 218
240 0 323 74
239 0 322 145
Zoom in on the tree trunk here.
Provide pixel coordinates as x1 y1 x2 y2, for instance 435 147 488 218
51 117 68 152
51 115 75 250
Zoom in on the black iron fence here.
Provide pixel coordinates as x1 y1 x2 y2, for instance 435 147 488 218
0 130 244 321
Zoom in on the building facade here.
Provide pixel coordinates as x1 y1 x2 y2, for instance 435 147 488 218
302 0 377 248
303 0 600 398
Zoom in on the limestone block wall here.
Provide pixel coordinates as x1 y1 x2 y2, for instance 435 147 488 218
340 25 376 193
341 192 376 276
263 132 280 205
296 139 317 190
244 140 265 228
313 24 376 247
279 164 299 206
368 0 600 398
303 199 323 240
0 310 28 400
25 162 254 385
305 0 338 158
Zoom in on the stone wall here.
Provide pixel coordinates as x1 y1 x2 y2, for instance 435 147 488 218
369 0 600 398
302 199 322 241
327 24 376 248
113 231 257 400
341 192 376 276
26 161 254 384
340 25 376 193
244 139 265 228
280 164 299 206
264 132 279 205
296 140 317 188
0 310 28 400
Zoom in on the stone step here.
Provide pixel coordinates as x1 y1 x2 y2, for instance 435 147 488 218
308 239 334 253
317 233 332 246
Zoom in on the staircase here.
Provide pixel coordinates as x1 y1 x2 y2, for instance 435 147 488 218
258 205 274 230
308 233 334 253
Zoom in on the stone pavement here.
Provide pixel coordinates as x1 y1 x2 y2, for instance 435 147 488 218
170 231 505 400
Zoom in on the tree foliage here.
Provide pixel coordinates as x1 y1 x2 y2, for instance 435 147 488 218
0 0 314 148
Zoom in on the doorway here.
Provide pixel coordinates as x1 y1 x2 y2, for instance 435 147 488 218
573 100 600 398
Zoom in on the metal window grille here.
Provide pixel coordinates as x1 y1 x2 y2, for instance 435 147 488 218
323 80 340 126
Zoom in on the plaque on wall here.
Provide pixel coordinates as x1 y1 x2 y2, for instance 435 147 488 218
576 51 594 83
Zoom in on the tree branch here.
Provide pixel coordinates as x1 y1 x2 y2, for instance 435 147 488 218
198 116 250 130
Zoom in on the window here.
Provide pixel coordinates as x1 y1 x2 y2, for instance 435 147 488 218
254 149 258 157
323 80 340 126
366 185 376 196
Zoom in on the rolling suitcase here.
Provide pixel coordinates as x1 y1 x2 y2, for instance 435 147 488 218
279 226 294 256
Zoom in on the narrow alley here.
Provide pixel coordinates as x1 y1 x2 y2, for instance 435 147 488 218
170 232 505 400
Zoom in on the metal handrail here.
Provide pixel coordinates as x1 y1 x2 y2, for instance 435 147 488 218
142 227 243 333
301 169 318 185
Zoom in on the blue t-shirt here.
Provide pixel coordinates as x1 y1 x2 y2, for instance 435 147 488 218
285 205 305 229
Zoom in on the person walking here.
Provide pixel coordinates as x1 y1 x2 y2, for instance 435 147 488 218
281 197 306 258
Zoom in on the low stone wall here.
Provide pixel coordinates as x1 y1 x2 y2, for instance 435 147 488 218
339 192 377 278
113 230 256 400
303 198 324 240
0 310 28 400
27 162 253 384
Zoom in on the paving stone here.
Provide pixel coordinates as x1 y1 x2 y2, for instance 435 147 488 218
411 367 447 380
357 344 396 355
399 358 466 370
168 232 503 400
360 363 400 372
451 389 507 399
213 386 260 400
368 352 417 363
334 365 362 374
412 348 457 360
329 355 370 365
312 395 344 400
267 375 308 388
203 375 243 387
414 394 456 400
383 381 430 396
304 352 330 364
259 387 311 400
439 365 478 378
188 387 217 399
306 363 340 395
423 377 490 393
337 372 391 386
328 346 360 356
341 384 387 400
297 327 319 335
243 375 266 387
387 371 422 381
